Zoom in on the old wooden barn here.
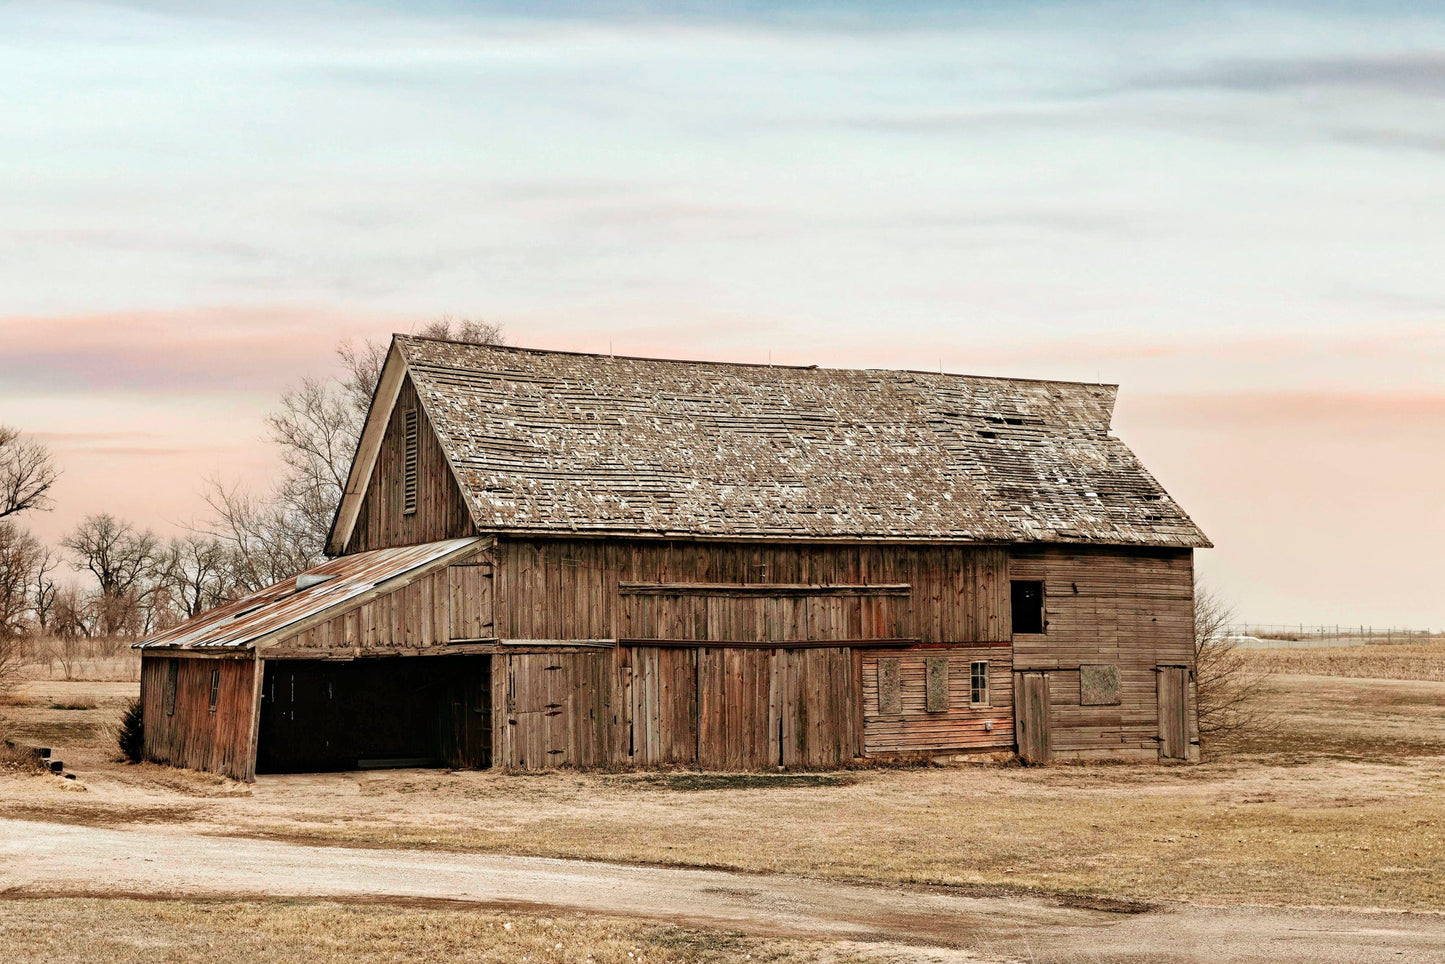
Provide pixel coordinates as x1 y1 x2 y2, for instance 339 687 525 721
136 336 1210 780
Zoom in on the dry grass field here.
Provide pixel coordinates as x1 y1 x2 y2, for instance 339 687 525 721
1242 643 1445 682
3 646 1445 916
0 897 875 964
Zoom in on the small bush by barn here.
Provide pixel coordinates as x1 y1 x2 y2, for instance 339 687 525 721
117 697 144 763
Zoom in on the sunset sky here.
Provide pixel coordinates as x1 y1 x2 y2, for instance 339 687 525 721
3 1 1442 626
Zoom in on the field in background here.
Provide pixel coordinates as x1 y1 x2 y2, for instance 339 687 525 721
10 636 140 684
1243 644 1445 682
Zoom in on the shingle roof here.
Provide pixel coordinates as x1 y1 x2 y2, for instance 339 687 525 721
387 337 1208 548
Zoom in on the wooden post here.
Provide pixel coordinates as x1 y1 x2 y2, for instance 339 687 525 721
243 654 265 782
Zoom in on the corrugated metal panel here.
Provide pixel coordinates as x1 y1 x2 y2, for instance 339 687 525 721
135 537 482 651
392 337 1210 548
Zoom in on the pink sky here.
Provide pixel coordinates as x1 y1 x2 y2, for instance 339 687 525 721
5 308 1441 628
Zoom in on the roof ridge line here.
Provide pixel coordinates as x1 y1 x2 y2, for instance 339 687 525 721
393 334 1118 390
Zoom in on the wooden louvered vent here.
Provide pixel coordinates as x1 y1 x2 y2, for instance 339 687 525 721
402 408 419 516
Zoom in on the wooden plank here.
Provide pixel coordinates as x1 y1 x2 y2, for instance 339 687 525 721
619 637 920 649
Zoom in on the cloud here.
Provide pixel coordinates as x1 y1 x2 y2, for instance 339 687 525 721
0 306 404 394
1132 54 1445 97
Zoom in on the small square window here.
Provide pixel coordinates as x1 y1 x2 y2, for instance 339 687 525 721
1011 580 1045 635
970 660 990 706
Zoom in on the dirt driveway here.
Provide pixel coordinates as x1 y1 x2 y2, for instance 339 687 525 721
2 818 1442 963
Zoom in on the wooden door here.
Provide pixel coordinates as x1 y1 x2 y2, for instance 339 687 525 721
1014 671 1051 763
1157 665 1190 760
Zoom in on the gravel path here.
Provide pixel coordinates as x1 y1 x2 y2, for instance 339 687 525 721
2 818 1442 962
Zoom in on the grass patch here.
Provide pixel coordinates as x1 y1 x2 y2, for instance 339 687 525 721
0 897 865 964
0 741 47 775
48 700 98 711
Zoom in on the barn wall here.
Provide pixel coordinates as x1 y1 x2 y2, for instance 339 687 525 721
1009 545 1196 760
493 538 1008 644
490 538 1015 768
860 646 1013 754
344 374 476 554
267 549 494 656
493 644 866 770
140 653 257 781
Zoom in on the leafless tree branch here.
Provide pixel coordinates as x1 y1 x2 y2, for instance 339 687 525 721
0 425 61 519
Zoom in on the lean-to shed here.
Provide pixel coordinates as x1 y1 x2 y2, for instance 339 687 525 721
137 336 1209 780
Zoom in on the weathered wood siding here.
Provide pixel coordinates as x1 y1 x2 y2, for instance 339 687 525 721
344 374 475 554
493 644 863 770
860 646 1013 755
267 551 493 656
140 653 257 781
490 538 1013 767
1010 545 1196 759
493 539 1007 644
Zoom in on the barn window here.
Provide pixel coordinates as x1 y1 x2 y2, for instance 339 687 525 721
1011 580 1045 634
402 408 419 516
970 660 990 706
1080 663 1121 705
877 657 902 715
924 658 949 712
208 667 221 713
164 660 178 717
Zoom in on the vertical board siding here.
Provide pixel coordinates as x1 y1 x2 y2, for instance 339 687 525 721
268 547 493 656
488 537 1011 768
344 374 476 554
1010 545 1196 758
141 654 257 781
493 538 1009 644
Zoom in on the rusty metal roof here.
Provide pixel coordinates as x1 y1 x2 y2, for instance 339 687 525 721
135 537 483 652
385 338 1209 549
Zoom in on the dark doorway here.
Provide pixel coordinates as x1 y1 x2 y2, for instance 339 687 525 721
257 655 491 774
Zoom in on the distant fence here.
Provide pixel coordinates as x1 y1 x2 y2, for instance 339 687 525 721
1226 624 1440 649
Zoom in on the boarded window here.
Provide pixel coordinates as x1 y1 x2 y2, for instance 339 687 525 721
877 657 902 715
970 660 990 706
924 658 949 712
402 408 419 515
208 667 221 713
164 660 178 717
1011 580 1045 634
1080 663 1121 705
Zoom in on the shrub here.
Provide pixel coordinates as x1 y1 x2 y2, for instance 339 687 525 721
1194 582 1271 742
117 697 145 763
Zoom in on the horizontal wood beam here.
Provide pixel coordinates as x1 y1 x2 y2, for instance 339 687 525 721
618 637 923 650
618 582 910 597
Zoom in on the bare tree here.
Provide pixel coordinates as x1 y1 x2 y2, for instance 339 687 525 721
201 479 322 594
0 425 61 519
202 318 505 591
154 535 234 619
1194 582 1271 742
30 546 60 633
61 514 159 636
0 521 42 692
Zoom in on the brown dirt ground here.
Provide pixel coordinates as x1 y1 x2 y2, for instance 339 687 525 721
3 671 1444 913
